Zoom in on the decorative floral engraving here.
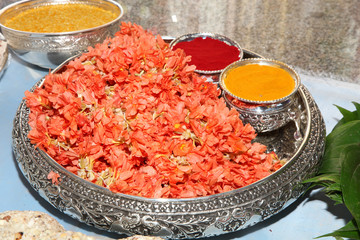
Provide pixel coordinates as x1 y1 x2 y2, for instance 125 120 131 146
3 24 119 52
2 22 120 68
238 96 302 133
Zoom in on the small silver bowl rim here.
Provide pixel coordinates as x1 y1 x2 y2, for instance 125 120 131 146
219 58 301 104
222 91 297 115
169 32 243 75
0 0 124 36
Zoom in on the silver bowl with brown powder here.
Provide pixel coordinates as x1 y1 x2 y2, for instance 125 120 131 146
0 0 123 69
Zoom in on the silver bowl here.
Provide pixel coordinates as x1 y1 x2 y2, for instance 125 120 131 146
222 91 303 134
12 54 326 239
220 58 302 133
169 32 243 75
0 0 123 69
219 58 301 104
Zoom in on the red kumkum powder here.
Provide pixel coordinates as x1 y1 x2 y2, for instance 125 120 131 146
172 37 241 71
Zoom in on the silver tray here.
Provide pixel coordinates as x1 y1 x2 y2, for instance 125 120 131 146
12 50 326 239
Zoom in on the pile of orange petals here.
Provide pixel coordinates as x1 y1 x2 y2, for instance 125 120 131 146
25 22 282 198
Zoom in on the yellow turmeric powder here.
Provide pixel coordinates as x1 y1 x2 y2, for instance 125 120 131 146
4 3 117 33
224 64 295 102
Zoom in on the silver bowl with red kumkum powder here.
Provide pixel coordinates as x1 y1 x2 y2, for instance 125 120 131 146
170 32 243 76
220 58 302 134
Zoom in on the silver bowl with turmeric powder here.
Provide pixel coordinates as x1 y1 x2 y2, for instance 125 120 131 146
0 0 123 69
220 58 302 133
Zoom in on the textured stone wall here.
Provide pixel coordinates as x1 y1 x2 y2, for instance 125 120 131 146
1 0 359 83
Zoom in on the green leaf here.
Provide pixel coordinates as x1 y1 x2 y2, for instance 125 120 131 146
319 121 360 174
324 181 341 192
326 120 360 147
316 219 360 239
320 143 360 175
340 143 360 227
324 192 343 205
341 219 359 233
337 105 357 122
303 173 340 184
304 102 360 239
354 102 360 117
333 102 360 129
304 174 342 202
